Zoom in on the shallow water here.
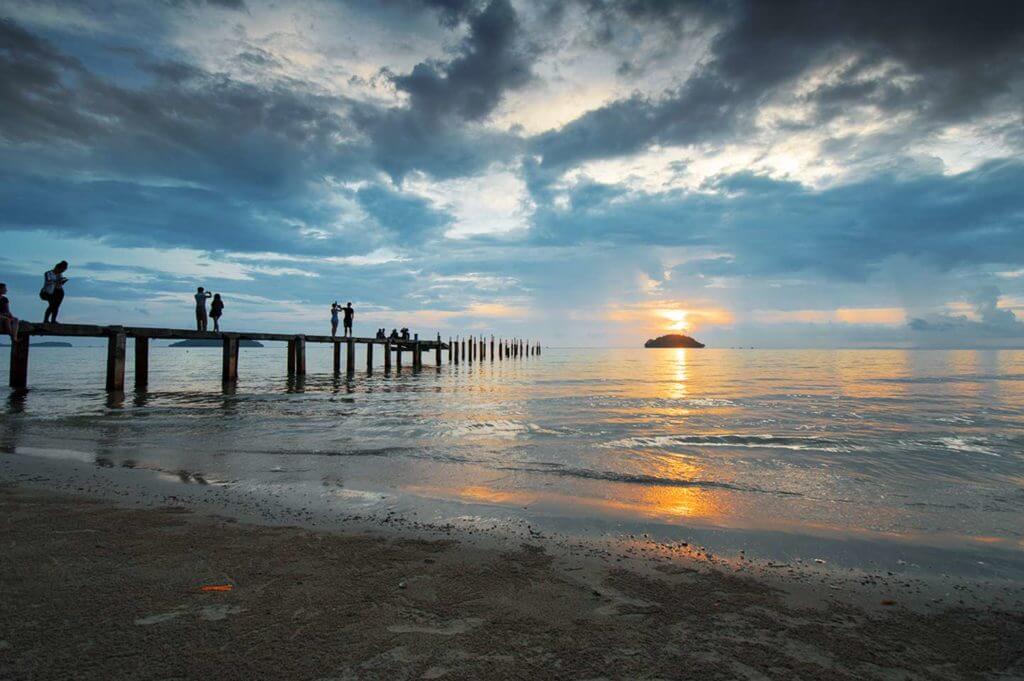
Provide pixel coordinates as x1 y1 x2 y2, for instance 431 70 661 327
3 345 1024 577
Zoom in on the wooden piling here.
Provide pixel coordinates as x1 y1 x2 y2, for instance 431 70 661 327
288 339 296 375
448 337 453 362
346 338 356 375
384 340 392 372
366 340 373 373
333 341 341 374
222 335 239 383
461 337 466 362
453 336 459 365
134 337 149 391
435 334 442 366
294 336 306 376
9 332 29 389
413 335 421 370
396 343 403 370
105 328 126 392
490 336 495 361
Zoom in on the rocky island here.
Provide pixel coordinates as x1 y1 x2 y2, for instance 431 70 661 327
644 334 705 348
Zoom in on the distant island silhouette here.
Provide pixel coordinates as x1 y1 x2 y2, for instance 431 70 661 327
0 341 73 348
644 334 705 348
169 339 264 348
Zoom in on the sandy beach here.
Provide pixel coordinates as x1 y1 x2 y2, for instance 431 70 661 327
2 482 1022 680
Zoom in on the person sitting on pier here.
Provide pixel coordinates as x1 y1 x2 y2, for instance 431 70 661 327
0 283 20 341
330 301 342 338
343 302 354 338
194 287 212 331
400 327 410 341
375 328 386 340
389 328 399 341
210 293 224 332
40 260 68 324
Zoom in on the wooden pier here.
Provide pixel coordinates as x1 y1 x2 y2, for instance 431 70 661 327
7 324 541 391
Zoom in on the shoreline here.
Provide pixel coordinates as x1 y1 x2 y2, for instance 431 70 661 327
2 457 1024 679
3 450 1023 613
2 485 1023 680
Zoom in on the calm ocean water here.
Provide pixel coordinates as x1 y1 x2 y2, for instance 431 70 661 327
3 345 1023 576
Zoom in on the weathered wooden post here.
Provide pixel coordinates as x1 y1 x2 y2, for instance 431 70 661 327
295 336 306 376
490 335 495 361
453 336 459 365
461 337 466 362
333 341 341 374
9 331 29 389
346 338 356 375
469 335 474 363
105 327 127 392
396 343 403 370
222 335 239 383
366 341 374 373
384 340 392 372
413 334 421 370
134 336 149 391
288 338 296 375
435 333 442 366
448 337 453 362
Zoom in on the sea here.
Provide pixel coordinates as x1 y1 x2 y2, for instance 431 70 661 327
3 344 1023 581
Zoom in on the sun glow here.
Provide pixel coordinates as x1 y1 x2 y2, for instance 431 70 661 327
659 309 690 331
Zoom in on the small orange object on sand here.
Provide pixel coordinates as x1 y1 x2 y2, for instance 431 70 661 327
201 585 234 592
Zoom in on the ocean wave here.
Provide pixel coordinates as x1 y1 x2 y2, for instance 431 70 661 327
936 437 1000 457
493 464 800 496
600 433 857 453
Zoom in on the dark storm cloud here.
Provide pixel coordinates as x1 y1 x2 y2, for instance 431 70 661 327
355 183 452 243
390 0 532 123
530 0 1024 177
532 160 1024 279
349 0 533 180
909 286 1024 340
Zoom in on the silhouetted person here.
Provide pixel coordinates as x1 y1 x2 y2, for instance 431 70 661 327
210 293 224 332
343 302 354 337
400 327 410 341
194 287 212 331
41 260 68 323
0 283 19 341
330 301 342 337
389 328 399 340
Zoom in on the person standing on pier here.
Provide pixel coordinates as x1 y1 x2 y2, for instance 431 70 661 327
210 293 224 332
0 283 20 341
194 287 212 331
330 301 342 337
343 302 354 338
40 260 68 324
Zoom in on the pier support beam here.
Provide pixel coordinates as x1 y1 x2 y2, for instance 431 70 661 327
396 344 403 370
435 334 442 366
9 332 29 389
105 328 126 392
384 340 392 372
294 336 306 376
366 341 373 373
448 337 452 362
134 337 149 390
222 335 239 383
346 338 355 375
413 335 421 370
288 339 296 375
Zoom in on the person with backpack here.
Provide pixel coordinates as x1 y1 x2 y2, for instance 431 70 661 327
40 260 69 323
343 302 354 337
210 293 225 332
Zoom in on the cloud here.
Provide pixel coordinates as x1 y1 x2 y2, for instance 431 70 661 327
909 285 1024 341
527 0 1024 184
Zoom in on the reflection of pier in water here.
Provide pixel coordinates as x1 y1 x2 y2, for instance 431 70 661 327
8 323 541 391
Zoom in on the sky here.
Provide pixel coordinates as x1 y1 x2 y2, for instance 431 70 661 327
1 0 1023 347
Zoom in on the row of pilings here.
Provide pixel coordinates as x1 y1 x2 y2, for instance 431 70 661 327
447 336 540 364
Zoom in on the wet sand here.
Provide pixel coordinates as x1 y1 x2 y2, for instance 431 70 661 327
2 484 1022 680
